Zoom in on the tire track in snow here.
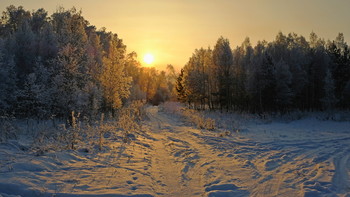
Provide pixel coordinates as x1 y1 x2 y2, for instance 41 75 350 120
144 106 206 196
153 106 350 197
144 106 251 196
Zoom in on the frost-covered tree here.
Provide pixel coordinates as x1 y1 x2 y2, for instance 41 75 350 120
151 71 170 105
138 67 158 103
99 33 131 112
245 41 267 112
16 73 41 117
288 37 309 110
13 20 36 81
166 64 178 101
0 5 31 35
231 37 251 110
99 57 131 111
38 23 58 61
184 49 208 108
31 8 48 33
0 5 150 118
124 52 146 101
327 33 350 107
257 53 276 111
213 37 233 111
51 44 86 116
178 33 349 112
308 33 329 110
2 5 350 116
180 48 216 109
31 59 55 117
86 27 103 77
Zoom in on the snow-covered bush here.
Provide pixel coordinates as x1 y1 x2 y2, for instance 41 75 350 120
161 102 216 130
117 100 146 143
181 108 216 130
30 123 63 155
96 113 119 151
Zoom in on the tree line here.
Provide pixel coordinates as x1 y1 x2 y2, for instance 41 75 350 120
0 5 176 119
177 33 350 112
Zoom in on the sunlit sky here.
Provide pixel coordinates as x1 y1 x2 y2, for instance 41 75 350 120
1 0 350 70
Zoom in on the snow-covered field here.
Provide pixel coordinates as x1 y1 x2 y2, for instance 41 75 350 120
0 104 349 197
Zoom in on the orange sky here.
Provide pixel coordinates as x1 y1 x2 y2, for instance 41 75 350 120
1 0 350 70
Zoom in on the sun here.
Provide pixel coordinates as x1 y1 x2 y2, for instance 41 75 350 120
143 53 154 65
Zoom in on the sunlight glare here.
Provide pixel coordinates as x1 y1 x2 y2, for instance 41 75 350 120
144 53 155 65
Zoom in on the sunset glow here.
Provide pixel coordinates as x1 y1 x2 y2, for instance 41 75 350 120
1 0 349 69
143 53 154 65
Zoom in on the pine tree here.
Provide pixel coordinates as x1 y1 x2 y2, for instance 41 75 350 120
176 69 186 103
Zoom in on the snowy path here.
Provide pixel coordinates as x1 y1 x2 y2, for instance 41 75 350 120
133 106 350 196
0 106 349 196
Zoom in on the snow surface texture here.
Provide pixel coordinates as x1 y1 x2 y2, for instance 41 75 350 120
0 104 349 197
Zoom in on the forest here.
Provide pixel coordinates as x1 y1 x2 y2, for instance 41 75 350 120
0 6 177 120
177 33 350 113
1 5 349 119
